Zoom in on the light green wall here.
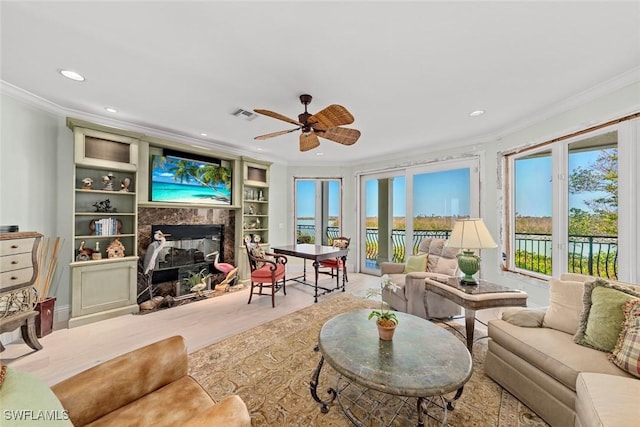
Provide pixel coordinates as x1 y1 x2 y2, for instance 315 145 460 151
0 94 74 322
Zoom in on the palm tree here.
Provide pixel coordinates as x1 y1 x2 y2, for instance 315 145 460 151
166 158 231 194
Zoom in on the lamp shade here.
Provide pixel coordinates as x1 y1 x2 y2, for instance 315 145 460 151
447 218 497 250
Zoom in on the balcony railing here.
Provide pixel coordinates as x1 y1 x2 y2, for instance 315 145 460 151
297 224 618 279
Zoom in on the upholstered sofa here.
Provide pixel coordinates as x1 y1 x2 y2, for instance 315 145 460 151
380 238 461 319
1 336 251 426
485 273 640 427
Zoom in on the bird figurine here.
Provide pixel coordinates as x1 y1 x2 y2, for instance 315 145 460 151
190 281 207 297
205 250 237 286
143 230 171 275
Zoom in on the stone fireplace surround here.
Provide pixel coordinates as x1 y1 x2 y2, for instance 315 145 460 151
137 207 236 297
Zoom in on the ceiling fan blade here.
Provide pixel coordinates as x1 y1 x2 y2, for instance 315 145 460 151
254 127 300 140
316 127 361 146
299 133 321 152
307 104 354 130
253 109 302 126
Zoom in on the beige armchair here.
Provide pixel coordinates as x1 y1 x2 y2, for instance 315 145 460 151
380 238 461 319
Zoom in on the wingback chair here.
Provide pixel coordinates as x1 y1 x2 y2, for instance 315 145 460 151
319 236 350 282
244 240 287 307
380 238 461 319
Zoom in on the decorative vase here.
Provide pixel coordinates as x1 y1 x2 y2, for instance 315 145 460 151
377 321 397 341
35 296 56 338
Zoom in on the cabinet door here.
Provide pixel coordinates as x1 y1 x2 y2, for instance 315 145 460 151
70 259 138 322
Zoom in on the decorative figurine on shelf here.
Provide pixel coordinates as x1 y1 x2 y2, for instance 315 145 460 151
93 199 116 213
92 241 102 260
120 177 131 192
253 234 262 243
248 204 255 215
106 238 126 258
258 190 264 201
76 241 93 261
81 177 94 189
102 172 115 191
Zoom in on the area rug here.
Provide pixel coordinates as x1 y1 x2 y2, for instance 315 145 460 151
188 293 548 426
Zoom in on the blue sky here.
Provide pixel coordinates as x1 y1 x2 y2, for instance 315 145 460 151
365 169 470 217
296 150 608 219
516 150 606 217
296 180 339 217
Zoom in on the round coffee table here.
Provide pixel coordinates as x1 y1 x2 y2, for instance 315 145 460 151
310 309 473 426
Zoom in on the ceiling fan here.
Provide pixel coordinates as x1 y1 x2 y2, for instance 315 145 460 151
254 94 361 152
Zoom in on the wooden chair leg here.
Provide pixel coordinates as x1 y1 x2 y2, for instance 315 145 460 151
248 282 254 304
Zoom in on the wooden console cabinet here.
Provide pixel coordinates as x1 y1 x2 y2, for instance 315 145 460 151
0 232 42 351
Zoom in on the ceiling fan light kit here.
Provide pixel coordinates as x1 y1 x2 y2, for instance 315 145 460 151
254 94 361 152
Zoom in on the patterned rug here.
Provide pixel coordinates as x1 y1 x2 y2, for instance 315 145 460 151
188 293 548 426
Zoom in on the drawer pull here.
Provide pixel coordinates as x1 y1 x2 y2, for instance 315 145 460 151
11 276 18 280
11 260 19 265
11 244 19 249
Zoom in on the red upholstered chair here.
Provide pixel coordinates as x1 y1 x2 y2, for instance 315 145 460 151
319 236 350 282
244 240 287 307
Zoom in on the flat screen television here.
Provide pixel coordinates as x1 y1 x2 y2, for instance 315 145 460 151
150 152 232 205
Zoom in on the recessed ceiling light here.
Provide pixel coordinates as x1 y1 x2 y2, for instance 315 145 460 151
59 69 85 81
256 147 263 151
316 152 324 156
200 133 207 137
104 107 118 113
469 110 485 117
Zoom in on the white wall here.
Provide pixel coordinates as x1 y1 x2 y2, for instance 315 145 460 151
283 82 640 306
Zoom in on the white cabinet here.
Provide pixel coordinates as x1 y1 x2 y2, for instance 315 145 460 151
67 119 141 327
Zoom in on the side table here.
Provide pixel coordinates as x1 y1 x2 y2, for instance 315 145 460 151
425 277 527 353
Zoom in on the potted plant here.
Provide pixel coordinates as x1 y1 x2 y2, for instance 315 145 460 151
367 274 400 340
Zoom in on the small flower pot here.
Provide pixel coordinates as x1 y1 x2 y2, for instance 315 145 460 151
377 321 397 341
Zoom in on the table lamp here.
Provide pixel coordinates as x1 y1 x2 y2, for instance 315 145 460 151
446 218 497 285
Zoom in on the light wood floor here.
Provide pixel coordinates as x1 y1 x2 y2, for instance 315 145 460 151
1 264 379 386
2 264 497 387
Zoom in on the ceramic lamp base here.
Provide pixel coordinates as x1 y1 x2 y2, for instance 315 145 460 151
457 250 480 285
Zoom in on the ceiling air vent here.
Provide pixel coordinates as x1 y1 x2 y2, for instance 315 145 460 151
232 108 258 121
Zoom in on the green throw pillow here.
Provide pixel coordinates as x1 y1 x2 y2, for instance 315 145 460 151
403 254 428 273
574 279 640 352
0 366 73 426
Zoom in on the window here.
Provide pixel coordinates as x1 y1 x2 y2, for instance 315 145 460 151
294 178 342 245
359 158 478 273
505 124 629 280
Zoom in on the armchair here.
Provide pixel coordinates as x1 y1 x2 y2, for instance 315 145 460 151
380 238 461 319
244 239 287 307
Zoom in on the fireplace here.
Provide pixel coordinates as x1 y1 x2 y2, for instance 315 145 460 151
149 224 224 294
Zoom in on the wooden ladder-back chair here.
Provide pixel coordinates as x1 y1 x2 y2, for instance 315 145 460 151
244 239 288 307
319 236 350 282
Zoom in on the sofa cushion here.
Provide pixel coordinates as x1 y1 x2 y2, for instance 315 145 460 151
403 254 428 273
502 307 545 328
0 366 73 426
488 319 632 392
575 372 640 427
609 299 640 378
542 278 584 334
574 279 640 352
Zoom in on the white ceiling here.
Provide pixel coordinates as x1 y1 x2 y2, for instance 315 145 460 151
2 1 640 165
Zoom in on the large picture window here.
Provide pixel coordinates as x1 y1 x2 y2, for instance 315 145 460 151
504 122 633 280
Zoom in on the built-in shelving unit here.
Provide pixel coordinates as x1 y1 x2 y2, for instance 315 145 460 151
238 159 271 283
67 118 141 327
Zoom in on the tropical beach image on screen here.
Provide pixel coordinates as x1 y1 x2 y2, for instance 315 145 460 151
151 154 232 205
